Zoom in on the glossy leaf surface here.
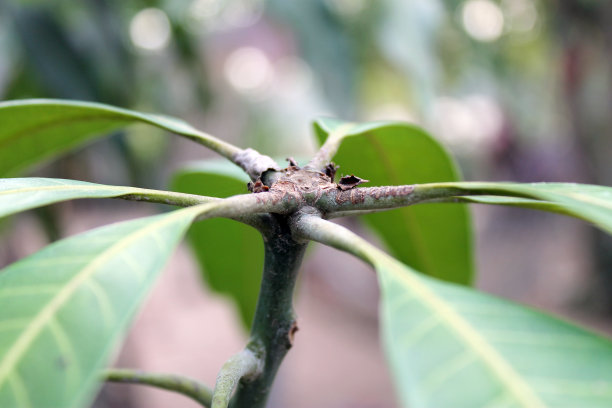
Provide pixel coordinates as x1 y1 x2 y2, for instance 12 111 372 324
0 205 205 408
314 118 473 285
0 99 224 176
172 160 263 328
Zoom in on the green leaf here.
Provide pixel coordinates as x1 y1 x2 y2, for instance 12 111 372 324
428 182 612 235
171 160 263 328
313 118 473 285
0 205 208 408
298 212 612 408
376 183 612 406
0 99 232 177
0 178 145 219
455 195 573 216
377 256 612 408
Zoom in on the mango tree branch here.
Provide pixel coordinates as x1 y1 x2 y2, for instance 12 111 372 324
232 148 281 181
230 214 309 408
315 183 497 218
324 198 455 219
305 123 355 171
316 185 416 214
113 189 274 230
125 189 302 231
194 191 302 221
103 369 213 408
212 349 262 408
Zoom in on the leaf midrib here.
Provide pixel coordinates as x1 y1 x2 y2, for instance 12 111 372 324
382 257 546 408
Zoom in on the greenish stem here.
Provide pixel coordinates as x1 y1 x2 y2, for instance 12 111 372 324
291 211 379 267
326 197 465 219
305 123 355 171
230 214 309 408
316 183 501 218
103 369 213 408
118 189 301 231
191 192 300 222
161 120 278 180
315 185 417 214
212 349 262 408
233 148 281 181
117 188 217 207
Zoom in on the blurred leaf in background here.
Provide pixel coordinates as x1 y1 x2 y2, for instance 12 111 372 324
172 159 263 329
4 0 612 353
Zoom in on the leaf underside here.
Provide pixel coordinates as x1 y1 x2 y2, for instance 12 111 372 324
377 256 612 408
0 206 203 408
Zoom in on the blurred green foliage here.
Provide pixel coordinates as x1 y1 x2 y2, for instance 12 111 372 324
3 0 612 312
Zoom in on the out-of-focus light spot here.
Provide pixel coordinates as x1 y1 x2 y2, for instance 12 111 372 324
189 0 222 21
502 0 537 33
432 95 503 153
465 95 504 143
462 0 504 42
367 104 418 123
222 0 263 28
326 0 366 17
273 57 314 98
187 0 262 31
224 47 273 97
130 8 171 51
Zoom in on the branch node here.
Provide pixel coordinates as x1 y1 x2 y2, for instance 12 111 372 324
233 148 280 181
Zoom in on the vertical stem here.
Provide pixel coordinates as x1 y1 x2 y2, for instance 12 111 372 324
230 214 308 408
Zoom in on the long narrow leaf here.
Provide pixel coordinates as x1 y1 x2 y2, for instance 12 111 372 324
0 99 239 176
0 204 209 408
423 182 612 234
0 177 210 219
0 178 142 218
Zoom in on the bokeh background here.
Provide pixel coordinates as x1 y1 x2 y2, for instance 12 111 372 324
2 1 612 407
